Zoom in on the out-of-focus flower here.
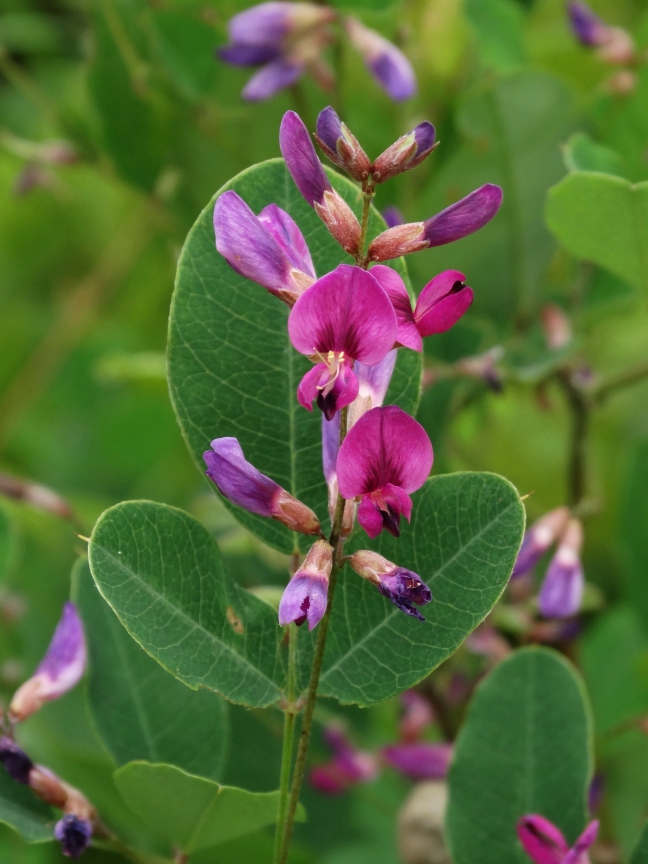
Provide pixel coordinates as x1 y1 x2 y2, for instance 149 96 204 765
371 122 436 183
337 407 433 539
348 549 432 620
455 346 505 392
383 743 453 781
280 111 362 256
344 17 416 102
538 519 584 619
0 737 34 784
279 540 332 629
465 625 511 664
55 815 93 859
606 69 637 95
567 2 635 65
204 438 321 535
310 726 379 794
367 185 503 262
512 507 571 579
218 3 336 101
517 814 598 864
382 205 404 228
214 191 315 306
399 690 435 742
0 473 75 522
288 265 397 419
9 603 86 723
541 305 572 351
315 106 371 182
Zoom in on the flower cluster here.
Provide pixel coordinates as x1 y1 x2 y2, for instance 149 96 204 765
567 1 638 94
217 2 417 103
512 508 585 619
209 106 502 630
0 604 93 859
517 814 598 864
309 689 452 795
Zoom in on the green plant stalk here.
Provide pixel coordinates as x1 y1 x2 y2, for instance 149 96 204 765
357 183 375 268
273 623 298 864
277 407 349 864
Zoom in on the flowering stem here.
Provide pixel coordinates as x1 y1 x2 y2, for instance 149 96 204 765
557 370 590 507
357 182 375 269
273 624 298 864
278 408 349 864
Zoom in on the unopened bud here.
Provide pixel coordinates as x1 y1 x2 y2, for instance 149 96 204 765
597 27 635 65
0 473 75 521
315 106 371 182
0 736 34 784
371 122 436 183
541 304 572 350
349 550 432 620
512 506 570 579
538 518 584 619
314 189 362 256
274 489 321 534
278 540 332 630
606 69 637 95
367 222 427 262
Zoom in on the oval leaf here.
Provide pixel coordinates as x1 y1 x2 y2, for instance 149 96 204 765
311 472 525 705
168 158 421 554
631 821 648 864
446 647 593 864
88 500 285 708
0 768 54 844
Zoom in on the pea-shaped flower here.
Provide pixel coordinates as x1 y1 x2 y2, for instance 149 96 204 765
337 406 433 538
288 265 398 420
517 814 598 864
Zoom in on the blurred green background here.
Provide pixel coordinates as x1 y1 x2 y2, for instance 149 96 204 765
1 0 648 861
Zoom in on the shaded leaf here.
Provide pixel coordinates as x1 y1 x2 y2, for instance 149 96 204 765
151 10 217 101
563 132 626 177
0 769 54 844
630 821 648 864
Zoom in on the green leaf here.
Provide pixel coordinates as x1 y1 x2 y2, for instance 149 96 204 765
465 0 527 72
150 10 217 100
0 769 54 844
620 443 648 632
74 557 230 779
563 132 626 177
312 472 525 705
410 72 577 321
88 500 285 708
0 504 13 580
168 158 421 555
446 647 593 864
630 821 648 864
114 761 297 854
546 172 648 293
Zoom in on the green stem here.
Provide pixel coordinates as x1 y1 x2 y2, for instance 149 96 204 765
557 370 590 508
357 184 375 269
273 624 298 864
278 409 349 864
593 358 648 405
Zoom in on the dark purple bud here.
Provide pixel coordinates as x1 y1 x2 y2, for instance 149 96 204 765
217 44 280 66
344 17 416 102
280 110 331 207
0 737 34 784
278 540 332 629
382 205 404 228
382 743 453 780
315 106 371 182
242 59 304 101
512 507 570 579
371 122 436 183
423 184 503 247
349 550 432 620
54 815 92 859
567 1 608 46
538 519 584 619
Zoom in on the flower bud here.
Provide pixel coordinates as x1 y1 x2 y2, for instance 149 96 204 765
538 518 584 619
310 726 379 795
597 27 635 64
455 347 504 393
278 540 332 629
399 690 435 743
344 17 416 103
414 270 473 337
313 189 362 257
226 3 334 50
55 815 93 859
0 472 75 521
315 106 371 182
349 550 432 620
568 1 609 47
371 122 436 183
383 743 453 781
10 603 86 723
204 438 321 536
0 737 34 784
512 507 570 579
541 304 572 350
517 814 598 864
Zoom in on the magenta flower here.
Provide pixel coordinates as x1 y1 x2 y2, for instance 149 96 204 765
512 507 570 579
309 726 378 795
315 106 371 183
204 438 320 535
214 191 315 306
348 549 432 618
517 815 598 864
10 603 86 723
371 122 436 183
371 266 473 351
382 743 453 780
0 737 34 785
55 815 92 860
344 17 416 102
288 265 397 420
278 540 332 629
538 519 584 619
382 205 404 228
399 690 435 742
280 111 362 256
337 406 433 538
368 185 503 263
218 3 335 101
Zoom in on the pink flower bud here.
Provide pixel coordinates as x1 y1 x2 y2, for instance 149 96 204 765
371 122 436 183
278 540 332 629
315 106 371 182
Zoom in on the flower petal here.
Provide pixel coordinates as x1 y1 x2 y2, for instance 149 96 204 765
517 815 569 864
280 110 331 206
345 17 416 102
228 3 291 45
337 406 433 498
218 44 280 66
357 495 385 539
414 270 474 337
354 349 397 414
370 265 422 351
371 121 436 183
278 573 329 629
567 1 607 46
383 743 452 780
242 59 304 101
288 264 398 364
55 815 93 860
315 106 371 182
562 821 599 864
423 185 503 247
258 203 315 277
538 552 584 618
382 205 404 228
205 437 280 516
0 737 34 784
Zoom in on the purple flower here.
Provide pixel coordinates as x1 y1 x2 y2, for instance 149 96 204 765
315 106 371 182
278 540 332 629
337 407 433 538
538 519 584 619
0 737 34 784
512 507 570 579
280 111 362 255
455 346 505 392
348 549 432 618
371 122 436 183
382 743 453 780
55 815 93 859
218 3 335 101
567 3 634 63
517 815 598 864
214 191 315 306
382 205 404 228
309 726 378 794
368 185 503 263
10 603 86 723
344 17 416 102
204 438 321 535
288 265 397 419
399 690 435 742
